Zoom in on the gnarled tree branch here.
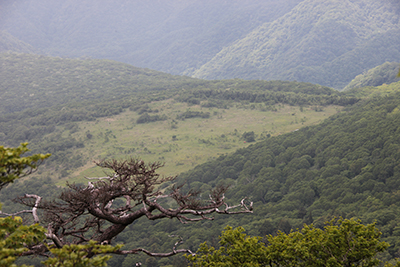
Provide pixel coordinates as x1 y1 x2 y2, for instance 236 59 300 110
13 158 253 258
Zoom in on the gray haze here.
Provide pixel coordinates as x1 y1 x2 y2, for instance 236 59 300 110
1 0 399 89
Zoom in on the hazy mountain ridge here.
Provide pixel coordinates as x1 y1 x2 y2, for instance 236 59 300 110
192 0 400 89
1 1 400 264
0 52 197 114
1 0 398 89
344 62 400 90
0 30 38 54
0 0 301 74
1 52 356 116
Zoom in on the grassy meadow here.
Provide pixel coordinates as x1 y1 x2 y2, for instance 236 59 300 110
60 100 343 185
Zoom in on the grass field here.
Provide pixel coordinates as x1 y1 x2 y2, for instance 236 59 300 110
56 100 343 185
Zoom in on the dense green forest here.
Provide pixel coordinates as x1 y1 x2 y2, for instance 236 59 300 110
4 81 400 266
1 51 400 266
1 60 400 266
1 1 400 265
0 52 373 266
1 0 399 89
175 84 400 262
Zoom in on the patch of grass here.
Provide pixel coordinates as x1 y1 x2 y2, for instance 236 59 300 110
56 99 342 185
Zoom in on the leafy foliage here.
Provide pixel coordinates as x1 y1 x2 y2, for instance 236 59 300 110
0 145 124 267
242 132 255 143
187 218 389 267
0 216 46 267
176 111 210 120
136 113 168 124
0 143 48 267
266 218 388 267
176 81 358 107
187 226 267 267
0 143 50 190
42 241 122 267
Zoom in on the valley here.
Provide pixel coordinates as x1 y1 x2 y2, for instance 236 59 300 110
63 101 341 184
0 1 400 266
0 55 399 266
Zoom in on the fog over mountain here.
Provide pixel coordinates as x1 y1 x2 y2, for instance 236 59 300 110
191 0 400 89
0 1 301 71
0 0 399 89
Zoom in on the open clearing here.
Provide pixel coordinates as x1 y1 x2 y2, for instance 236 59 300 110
60 100 343 184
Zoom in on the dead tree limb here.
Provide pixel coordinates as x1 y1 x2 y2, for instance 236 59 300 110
0 194 41 223
13 158 253 258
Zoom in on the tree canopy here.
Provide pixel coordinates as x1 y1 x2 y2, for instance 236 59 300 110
0 142 50 191
176 88 400 260
187 218 391 267
0 143 49 267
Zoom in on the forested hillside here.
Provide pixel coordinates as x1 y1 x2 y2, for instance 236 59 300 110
2 1 400 265
0 52 197 114
4 82 400 266
0 52 361 266
175 83 400 261
192 0 400 89
0 0 301 74
1 0 399 89
344 62 400 91
0 53 356 187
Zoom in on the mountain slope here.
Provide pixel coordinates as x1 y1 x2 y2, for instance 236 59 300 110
192 0 400 89
176 82 400 257
2 0 398 89
344 62 400 90
0 53 356 183
1 53 399 265
0 30 38 53
0 52 196 114
0 0 301 75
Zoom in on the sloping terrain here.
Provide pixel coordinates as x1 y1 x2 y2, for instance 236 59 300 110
0 53 354 184
1 52 400 266
0 52 198 114
1 0 398 89
176 82 400 259
0 0 301 74
4 82 399 266
192 0 400 89
0 30 37 53
344 62 400 90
